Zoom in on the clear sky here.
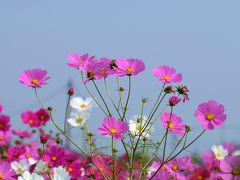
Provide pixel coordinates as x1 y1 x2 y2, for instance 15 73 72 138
0 0 240 155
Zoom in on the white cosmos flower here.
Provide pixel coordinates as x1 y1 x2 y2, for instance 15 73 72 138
68 111 89 127
18 171 44 180
211 145 228 160
70 97 95 112
146 165 156 177
53 166 71 180
34 160 47 173
129 115 153 137
11 160 29 175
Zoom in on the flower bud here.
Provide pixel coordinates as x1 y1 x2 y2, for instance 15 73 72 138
119 87 124 92
169 96 182 106
164 86 175 94
56 137 62 144
88 132 94 137
68 88 75 96
185 125 191 132
47 106 53 111
113 148 118 153
40 134 51 144
142 97 148 103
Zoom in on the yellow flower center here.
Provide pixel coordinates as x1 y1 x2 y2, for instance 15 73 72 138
216 152 221 157
163 76 170 80
232 169 240 175
14 153 19 157
17 167 22 172
206 113 214 120
126 68 133 72
26 154 31 158
76 118 83 123
161 166 166 170
29 119 34 124
32 79 38 85
0 124 3 128
78 61 83 64
81 104 87 108
40 115 45 120
0 172 3 179
100 69 107 74
172 165 178 171
109 128 117 134
87 70 94 78
169 123 174 129
51 156 57 161
197 176 203 180
137 125 143 131
0 137 4 141
68 167 73 172
99 167 103 172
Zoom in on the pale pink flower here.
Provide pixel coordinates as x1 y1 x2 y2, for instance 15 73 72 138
114 58 145 76
19 68 50 88
0 161 16 180
161 112 185 136
152 66 182 83
12 129 33 139
98 117 129 140
194 100 227 130
67 53 95 68
0 131 12 146
219 156 240 179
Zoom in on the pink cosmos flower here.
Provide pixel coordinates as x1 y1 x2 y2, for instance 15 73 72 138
0 161 16 180
152 66 182 84
97 57 115 79
114 58 145 76
161 112 185 136
80 60 102 84
194 100 227 130
219 156 240 179
223 142 235 154
35 108 50 125
98 117 129 140
66 160 83 178
7 146 26 161
22 111 40 127
43 146 65 167
12 129 33 139
0 104 3 113
169 96 182 106
19 68 50 88
0 115 11 132
176 85 190 102
0 131 12 146
40 134 51 144
67 53 95 68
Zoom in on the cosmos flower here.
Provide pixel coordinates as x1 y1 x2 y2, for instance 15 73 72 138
219 156 240 179
161 112 185 136
12 129 33 139
22 111 40 128
211 145 228 160
0 114 11 132
169 96 182 106
35 108 50 125
67 111 89 128
19 68 50 88
128 115 152 137
11 160 29 175
114 58 145 76
53 166 71 180
70 97 95 112
0 161 16 180
43 146 65 167
152 66 182 84
0 104 3 113
18 171 44 180
194 100 227 130
98 117 129 140
67 53 95 68
0 131 12 146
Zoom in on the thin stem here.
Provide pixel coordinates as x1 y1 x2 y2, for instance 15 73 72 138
81 72 109 116
112 136 116 180
122 76 131 120
64 95 71 133
43 144 52 180
104 78 122 118
92 80 112 117
116 76 124 114
34 88 108 180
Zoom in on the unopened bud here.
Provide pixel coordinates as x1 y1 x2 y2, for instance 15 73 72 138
119 87 124 92
68 88 75 96
185 125 191 132
56 137 62 144
143 137 148 141
47 106 53 111
88 132 94 137
142 97 148 103
113 148 118 153
40 135 51 144
164 86 175 94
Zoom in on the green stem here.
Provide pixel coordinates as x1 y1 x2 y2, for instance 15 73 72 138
81 72 109 116
122 76 131 120
112 136 116 180
64 95 71 133
34 88 108 180
43 144 52 180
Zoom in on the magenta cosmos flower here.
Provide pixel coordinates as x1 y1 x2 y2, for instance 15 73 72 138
169 96 182 106
98 117 129 140
19 68 50 88
36 108 50 124
194 100 227 130
219 156 240 179
114 58 145 76
22 110 40 127
11 129 33 139
0 161 16 180
161 112 185 136
67 53 95 68
0 104 3 113
152 66 182 83
43 146 65 167
0 115 11 132
0 131 12 146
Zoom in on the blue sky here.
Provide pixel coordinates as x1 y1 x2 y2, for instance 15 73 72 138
0 0 240 154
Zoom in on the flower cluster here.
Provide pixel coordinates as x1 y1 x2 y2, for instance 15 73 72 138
15 52 230 179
